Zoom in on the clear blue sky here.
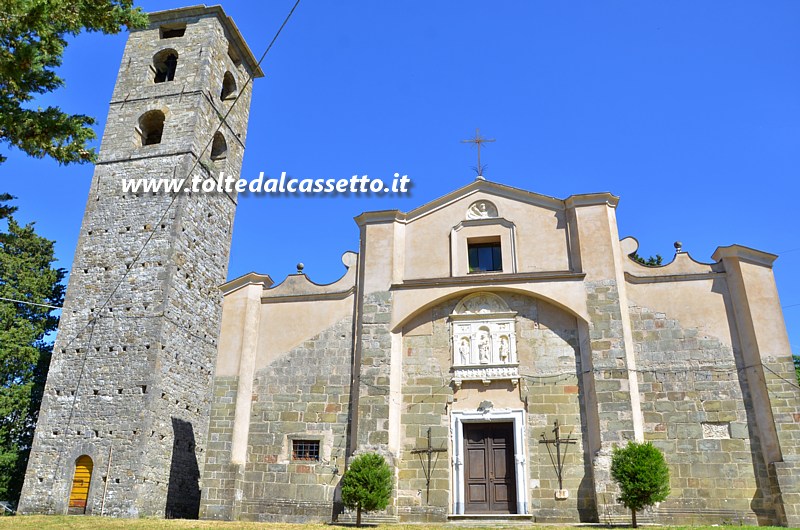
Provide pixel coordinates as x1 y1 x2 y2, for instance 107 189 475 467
2 1 799 355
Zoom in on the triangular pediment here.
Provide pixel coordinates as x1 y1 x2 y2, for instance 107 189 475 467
404 178 564 222
354 178 618 228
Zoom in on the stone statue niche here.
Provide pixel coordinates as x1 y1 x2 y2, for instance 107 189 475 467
450 292 519 387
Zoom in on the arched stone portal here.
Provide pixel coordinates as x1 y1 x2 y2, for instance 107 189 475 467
396 290 595 522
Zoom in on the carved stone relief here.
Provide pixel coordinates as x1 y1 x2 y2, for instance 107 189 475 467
451 292 519 387
466 200 499 220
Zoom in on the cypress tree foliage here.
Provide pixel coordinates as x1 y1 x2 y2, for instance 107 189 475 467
0 1 147 165
794 355 800 386
340 453 392 527
0 194 65 506
611 441 670 527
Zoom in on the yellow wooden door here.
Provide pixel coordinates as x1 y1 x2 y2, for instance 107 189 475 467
68 455 93 511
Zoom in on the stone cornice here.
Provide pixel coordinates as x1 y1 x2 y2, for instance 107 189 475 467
261 251 358 301
564 192 620 209
219 272 273 295
353 210 404 226
355 179 567 227
392 271 585 290
711 244 778 268
451 217 516 232
624 271 727 284
406 179 564 222
260 287 355 304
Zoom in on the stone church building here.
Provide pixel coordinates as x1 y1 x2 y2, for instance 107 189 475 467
17 4 800 526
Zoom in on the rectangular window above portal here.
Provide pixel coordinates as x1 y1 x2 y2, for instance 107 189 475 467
468 237 503 273
450 218 517 276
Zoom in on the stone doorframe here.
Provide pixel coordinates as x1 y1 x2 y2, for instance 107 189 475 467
451 409 528 515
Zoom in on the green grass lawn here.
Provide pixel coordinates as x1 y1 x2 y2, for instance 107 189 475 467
0 518 791 530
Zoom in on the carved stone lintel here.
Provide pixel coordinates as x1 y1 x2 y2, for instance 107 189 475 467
453 364 520 387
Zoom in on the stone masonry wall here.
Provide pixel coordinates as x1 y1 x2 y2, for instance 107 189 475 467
199 376 241 520
584 280 637 522
235 317 353 522
354 292 394 452
631 304 781 525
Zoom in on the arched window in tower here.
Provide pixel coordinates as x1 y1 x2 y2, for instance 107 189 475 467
68 455 93 514
138 110 165 146
220 71 237 100
211 132 228 160
153 49 178 83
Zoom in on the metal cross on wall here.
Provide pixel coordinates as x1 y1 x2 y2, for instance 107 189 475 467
411 427 447 505
461 128 495 177
539 420 577 491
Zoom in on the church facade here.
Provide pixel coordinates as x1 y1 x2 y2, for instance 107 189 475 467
199 180 800 525
17 4 800 527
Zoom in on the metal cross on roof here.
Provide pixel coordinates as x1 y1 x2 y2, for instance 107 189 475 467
461 128 495 178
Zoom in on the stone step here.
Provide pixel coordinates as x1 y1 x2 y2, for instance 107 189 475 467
448 514 534 526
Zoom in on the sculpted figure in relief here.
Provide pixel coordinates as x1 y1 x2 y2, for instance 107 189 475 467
498 336 509 362
459 337 471 364
478 332 491 364
462 295 499 315
466 200 498 220
467 202 490 219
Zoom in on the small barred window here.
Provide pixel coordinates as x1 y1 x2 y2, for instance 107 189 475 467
292 440 320 461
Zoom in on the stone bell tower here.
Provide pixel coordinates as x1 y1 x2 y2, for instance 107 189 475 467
19 6 262 518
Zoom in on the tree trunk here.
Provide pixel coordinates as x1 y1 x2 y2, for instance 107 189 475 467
356 504 362 527
631 508 637 528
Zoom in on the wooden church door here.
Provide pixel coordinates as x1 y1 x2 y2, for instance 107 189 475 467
464 422 517 514
68 455 93 514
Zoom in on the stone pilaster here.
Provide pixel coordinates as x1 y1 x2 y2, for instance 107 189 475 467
713 245 800 526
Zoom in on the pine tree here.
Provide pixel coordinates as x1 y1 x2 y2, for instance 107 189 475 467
629 252 663 267
611 441 670 527
0 1 147 165
340 453 392 527
0 194 65 506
